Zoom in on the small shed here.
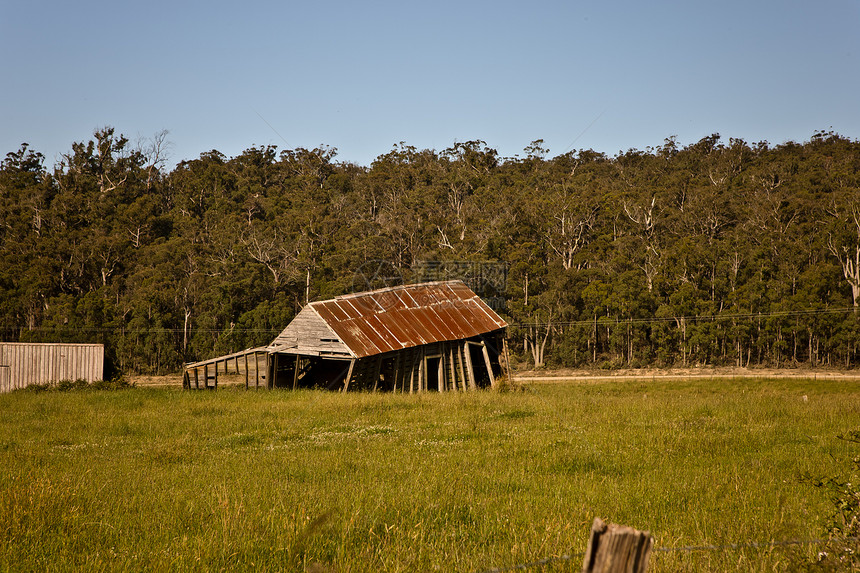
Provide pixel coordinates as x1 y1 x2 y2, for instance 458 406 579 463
184 281 509 391
0 343 104 392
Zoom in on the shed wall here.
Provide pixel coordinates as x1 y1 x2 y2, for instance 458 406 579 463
0 343 104 392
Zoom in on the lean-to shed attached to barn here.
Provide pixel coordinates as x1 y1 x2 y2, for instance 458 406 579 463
184 281 509 391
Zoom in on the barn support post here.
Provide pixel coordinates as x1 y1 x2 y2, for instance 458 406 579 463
372 356 382 391
456 344 467 391
244 353 249 389
463 342 477 389
393 352 403 392
410 348 420 393
437 350 445 392
480 341 495 388
343 359 356 392
255 353 260 389
214 361 219 389
292 355 300 390
419 348 427 393
397 351 406 392
193 367 199 389
502 335 513 382
407 350 416 393
448 344 458 391
203 364 209 389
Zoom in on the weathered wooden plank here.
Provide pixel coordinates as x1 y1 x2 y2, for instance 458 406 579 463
269 306 352 357
372 356 382 391
463 342 477 389
456 343 467 391
392 351 403 392
184 346 268 369
343 359 356 392
448 344 458 391
502 335 513 382
582 517 652 573
418 349 426 393
0 343 104 391
480 341 495 388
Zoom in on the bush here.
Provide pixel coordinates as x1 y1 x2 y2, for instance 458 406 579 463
802 429 860 571
18 377 134 393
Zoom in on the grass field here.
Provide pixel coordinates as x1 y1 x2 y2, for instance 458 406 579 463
1 378 858 572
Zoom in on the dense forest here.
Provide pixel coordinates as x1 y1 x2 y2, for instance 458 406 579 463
2 128 859 375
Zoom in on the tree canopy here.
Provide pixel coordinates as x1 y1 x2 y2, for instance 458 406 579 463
2 129 859 374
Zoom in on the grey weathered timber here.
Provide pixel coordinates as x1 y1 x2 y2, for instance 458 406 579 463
581 518 652 573
343 359 356 392
463 342 477 389
480 341 495 388
456 344 467 391
502 336 513 382
0 343 104 392
437 354 445 392
449 345 458 391
292 356 300 390
268 306 352 358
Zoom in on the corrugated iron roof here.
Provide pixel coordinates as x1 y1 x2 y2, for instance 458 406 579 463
309 280 507 358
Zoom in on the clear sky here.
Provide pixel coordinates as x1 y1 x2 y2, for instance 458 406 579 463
2 0 858 168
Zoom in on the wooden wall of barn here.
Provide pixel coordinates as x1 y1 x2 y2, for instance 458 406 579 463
0 343 104 392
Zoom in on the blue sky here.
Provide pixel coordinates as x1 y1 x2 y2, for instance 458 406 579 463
2 0 858 168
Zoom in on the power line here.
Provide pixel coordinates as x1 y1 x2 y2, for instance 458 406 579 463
508 306 858 329
1 306 856 335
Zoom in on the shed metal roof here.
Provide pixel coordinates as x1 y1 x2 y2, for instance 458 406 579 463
272 280 506 359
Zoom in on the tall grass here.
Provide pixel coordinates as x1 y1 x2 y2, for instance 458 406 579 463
0 378 857 571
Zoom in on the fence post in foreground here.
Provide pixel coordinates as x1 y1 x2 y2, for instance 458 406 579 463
582 517 653 573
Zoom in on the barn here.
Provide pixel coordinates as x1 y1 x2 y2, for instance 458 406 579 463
184 281 509 391
0 343 104 393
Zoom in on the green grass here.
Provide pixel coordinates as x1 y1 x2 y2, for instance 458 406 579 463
0 378 858 572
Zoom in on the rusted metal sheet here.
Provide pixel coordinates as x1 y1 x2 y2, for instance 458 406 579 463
309 280 507 358
0 343 104 392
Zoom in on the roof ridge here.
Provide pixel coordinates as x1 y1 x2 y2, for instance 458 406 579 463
310 279 467 304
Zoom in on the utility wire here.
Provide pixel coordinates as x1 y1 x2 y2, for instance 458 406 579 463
3 306 855 336
508 306 858 329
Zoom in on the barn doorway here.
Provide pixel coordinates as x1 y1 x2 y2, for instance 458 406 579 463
425 356 441 391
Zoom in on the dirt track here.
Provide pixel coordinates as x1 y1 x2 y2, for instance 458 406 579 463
513 367 860 382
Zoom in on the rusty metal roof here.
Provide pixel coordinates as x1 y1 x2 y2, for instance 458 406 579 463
308 281 507 358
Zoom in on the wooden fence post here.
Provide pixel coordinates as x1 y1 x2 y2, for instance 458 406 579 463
581 517 652 573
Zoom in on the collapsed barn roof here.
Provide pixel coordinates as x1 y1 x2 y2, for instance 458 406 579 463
267 280 507 359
